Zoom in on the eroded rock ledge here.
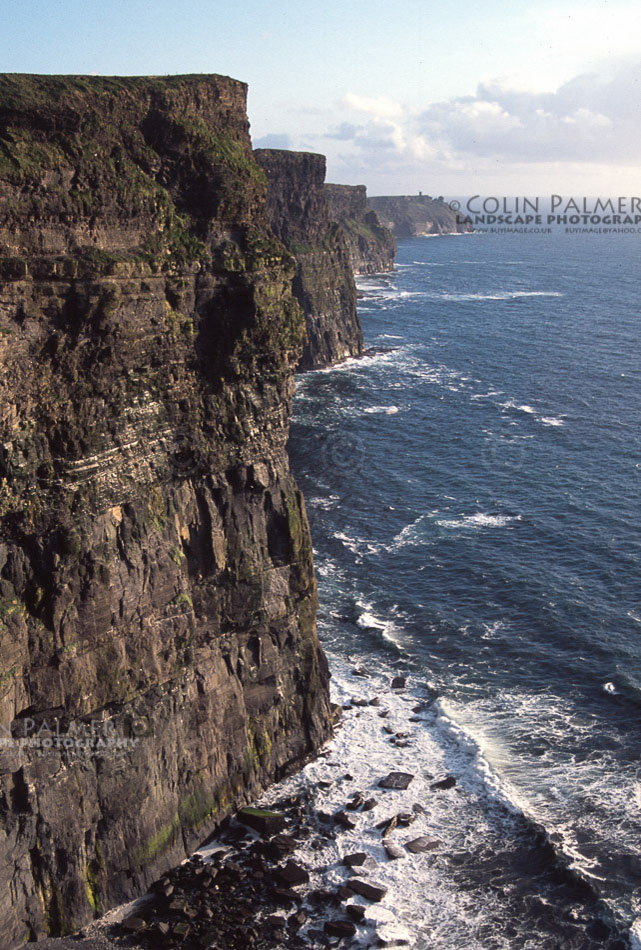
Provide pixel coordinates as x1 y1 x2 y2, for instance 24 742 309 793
0 74 331 946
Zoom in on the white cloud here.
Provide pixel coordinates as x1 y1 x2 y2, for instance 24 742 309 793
320 59 641 167
260 58 641 194
341 93 403 119
416 62 641 164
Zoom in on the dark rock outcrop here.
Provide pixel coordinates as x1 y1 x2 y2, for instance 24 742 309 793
368 194 473 237
0 74 331 946
254 150 362 370
325 183 396 274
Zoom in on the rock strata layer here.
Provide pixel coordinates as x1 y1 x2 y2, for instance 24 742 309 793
325 184 396 274
254 150 362 370
0 74 331 946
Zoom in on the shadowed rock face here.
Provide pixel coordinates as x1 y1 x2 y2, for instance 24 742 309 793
254 149 362 370
0 74 331 946
368 194 473 237
325 184 396 275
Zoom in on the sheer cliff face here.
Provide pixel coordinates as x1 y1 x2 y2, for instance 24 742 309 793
367 194 473 237
0 75 330 945
253 150 362 370
325 184 396 275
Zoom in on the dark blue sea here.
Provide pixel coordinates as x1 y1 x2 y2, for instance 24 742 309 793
289 232 641 948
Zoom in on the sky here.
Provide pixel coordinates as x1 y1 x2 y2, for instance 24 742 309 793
1 0 640 196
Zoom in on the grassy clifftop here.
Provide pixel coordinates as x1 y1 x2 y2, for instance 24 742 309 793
0 74 272 264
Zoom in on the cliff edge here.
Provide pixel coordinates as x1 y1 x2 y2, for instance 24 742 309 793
254 149 362 370
325 183 396 274
0 74 331 945
368 194 472 237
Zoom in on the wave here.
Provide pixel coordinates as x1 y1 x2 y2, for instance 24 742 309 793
425 290 563 301
388 511 520 547
299 348 397 377
366 289 426 302
411 259 523 266
499 399 566 427
332 530 391 560
391 515 427 549
355 600 407 652
470 390 505 400
306 494 340 510
434 698 528 817
481 620 506 640
445 688 641 926
436 512 522 530
363 405 399 415
333 530 365 556
433 699 603 901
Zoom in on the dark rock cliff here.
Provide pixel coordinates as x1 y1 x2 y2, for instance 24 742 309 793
368 194 473 237
325 184 396 274
254 150 362 370
0 74 331 946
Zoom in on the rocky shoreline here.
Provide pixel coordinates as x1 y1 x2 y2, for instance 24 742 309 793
35 656 628 949
37 673 435 950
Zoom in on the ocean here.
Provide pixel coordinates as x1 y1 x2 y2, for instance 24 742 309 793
281 231 641 948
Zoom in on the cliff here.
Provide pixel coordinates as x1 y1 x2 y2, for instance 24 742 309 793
368 194 473 237
254 150 362 370
325 183 396 274
0 74 331 946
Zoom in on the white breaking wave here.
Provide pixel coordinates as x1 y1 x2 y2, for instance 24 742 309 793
391 515 427 549
434 698 527 817
499 400 536 414
425 291 564 301
306 494 340 510
333 531 364 556
499 400 566 428
368 289 426 302
481 620 506 640
470 390 504 400
363 405 399 415
333 531 389 559
304 348 397 376
436 512 522 530
355 601 407 651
